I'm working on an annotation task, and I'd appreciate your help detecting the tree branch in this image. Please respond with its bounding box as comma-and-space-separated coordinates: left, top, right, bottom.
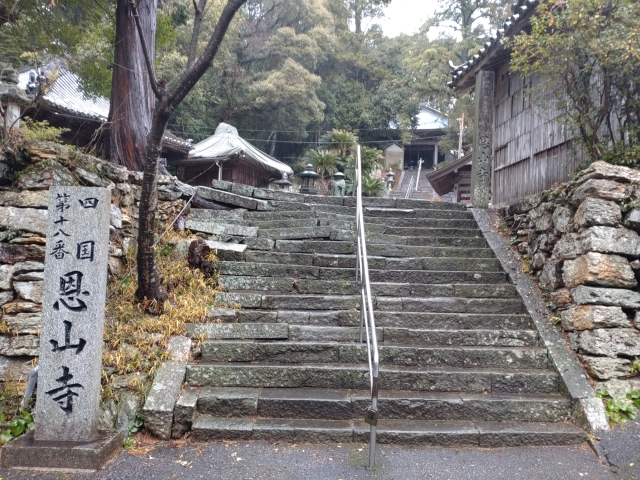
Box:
128, 0, 162, 101
168, 0, 247, 109
187, 0, 207, 69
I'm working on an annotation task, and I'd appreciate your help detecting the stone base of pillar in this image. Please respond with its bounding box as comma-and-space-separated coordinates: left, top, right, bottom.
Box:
1, 430, 122, 472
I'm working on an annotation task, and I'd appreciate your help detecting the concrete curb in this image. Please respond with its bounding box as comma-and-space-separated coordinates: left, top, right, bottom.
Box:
472, 208, 609, 433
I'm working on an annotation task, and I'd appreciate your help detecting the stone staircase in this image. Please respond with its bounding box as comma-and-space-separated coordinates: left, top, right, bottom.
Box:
174, 182, 585, 446
390, 168, 453, 202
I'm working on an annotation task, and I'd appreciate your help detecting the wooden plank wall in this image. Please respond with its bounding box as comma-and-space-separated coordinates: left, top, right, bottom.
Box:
492, 63, 584, 206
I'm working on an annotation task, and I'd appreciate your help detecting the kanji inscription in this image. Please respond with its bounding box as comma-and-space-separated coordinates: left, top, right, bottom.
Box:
35, 187, 111, 442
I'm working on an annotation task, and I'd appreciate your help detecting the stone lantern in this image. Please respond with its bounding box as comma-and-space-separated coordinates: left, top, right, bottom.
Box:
273, 172, 293, 191
298, 164, 320, 195
0, 64, 33, 138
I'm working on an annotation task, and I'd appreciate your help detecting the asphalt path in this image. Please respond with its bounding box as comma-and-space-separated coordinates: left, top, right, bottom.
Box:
0, 439, 619, 480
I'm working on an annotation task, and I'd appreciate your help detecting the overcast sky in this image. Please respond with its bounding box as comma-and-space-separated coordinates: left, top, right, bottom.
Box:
378, 0, 440, 37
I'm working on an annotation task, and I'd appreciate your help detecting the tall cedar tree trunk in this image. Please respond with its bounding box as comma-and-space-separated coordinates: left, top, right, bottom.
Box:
108, 0, 156, 171
135, 0, 247, 302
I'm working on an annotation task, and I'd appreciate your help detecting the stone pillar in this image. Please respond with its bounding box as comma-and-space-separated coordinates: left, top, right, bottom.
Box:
470, 70, 495, 208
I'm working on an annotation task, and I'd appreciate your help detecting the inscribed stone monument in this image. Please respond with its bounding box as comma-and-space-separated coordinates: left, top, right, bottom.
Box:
470, 70, 495, 208
35, 186, 111, 442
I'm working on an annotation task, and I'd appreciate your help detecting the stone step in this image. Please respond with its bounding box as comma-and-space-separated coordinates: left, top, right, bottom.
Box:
200, 341, 550, 369
185, 363, 559, 393
276, 240, 356, 254
219, 277, 517, 298
217, 261, 507, 282
383, 328, 541, 347
367, 244, 495, 258
244, 310, 533, 330
257, 227, 331, 240
314, 209, 474, 222
382, 218, 479, 229
395, 199, 467, 211
404, 236, 489, 248
248, 218, 319, 229
214, 293, 524, 313
387, 227, 483, 238
197, 186, 269, 210
243, 210, 312, 221
191, 415, 583, 446
185, 323, 289, 340
191, 388, 570, 423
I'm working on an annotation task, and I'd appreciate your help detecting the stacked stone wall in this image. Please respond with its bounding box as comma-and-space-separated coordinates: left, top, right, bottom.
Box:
502, 161, 640, 393
0, 141, 194, 381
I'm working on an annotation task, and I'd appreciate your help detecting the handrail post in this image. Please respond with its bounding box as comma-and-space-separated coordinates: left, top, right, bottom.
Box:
354, 145, 379, 469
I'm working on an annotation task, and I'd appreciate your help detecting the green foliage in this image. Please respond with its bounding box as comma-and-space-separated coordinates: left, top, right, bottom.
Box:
597, 389, 640, 424
123, 414, 144, 448
631, 360, 640, 375
0, 411, 35, 444
320, 129, 358, 160
510, 0, 640, 165
360, 175, 386, 197
21, 118, 67, 143
304, 149, 339, 177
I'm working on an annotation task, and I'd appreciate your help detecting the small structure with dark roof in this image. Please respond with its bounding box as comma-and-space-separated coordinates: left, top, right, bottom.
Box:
170, 123, 293, 188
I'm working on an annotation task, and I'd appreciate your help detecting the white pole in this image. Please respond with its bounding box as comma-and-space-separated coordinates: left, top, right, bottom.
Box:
458, 113, 465, 158
434, 144, 439, 167
415, 158, 423, 191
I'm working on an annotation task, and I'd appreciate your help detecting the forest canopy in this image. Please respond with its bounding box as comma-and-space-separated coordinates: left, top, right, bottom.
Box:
0, 0, 513, 161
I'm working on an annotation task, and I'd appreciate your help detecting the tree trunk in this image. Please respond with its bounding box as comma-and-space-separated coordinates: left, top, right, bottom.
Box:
135, 0, 247, 303
270, 131, 276, 156
135, 106, 169, 303
108, 0, 157, 171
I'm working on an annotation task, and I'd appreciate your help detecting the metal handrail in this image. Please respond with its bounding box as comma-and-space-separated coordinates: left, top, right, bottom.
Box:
354, 145, 380, 469
405, 175, 415, 199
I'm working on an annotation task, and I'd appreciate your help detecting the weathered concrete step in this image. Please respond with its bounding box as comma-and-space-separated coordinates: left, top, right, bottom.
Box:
386, 227, 483, 238
381, 218, 479, 228
331, 228, 485, 244
384, 328, 541, 347
276, 240, 356, 254
191, 416, 583, 445
360, 392, 571, 423
214, 293, 524, 313
374, 312, 534, 330
257, 227, 331, 240
185, 323, 288, 339
405, 236, 489, 248
375, 297, 525, 314
244, 210, 311, 221
353, 420, 584, 446
219, 277, 517, 298
368, 244, 495, 259
315, 209, 474, 222
200, 341, 550, 369
218, 261, 507, 283
185, 363, 559, 393
186, 220, 259, 237
395, 199, 467, 211
192, 388, 570, 422
197, 186, 269, 210
247, 218, 319, 229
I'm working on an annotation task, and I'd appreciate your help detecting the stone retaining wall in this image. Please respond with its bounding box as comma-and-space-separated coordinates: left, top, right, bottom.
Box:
501, 161, 640, 393
0, 141, 194, 382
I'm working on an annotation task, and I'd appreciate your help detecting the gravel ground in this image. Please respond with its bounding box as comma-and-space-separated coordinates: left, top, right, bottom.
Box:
0, 439, 617, 480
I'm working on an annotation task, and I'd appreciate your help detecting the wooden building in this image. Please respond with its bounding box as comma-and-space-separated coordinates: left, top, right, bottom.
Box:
402, 104, 447, 170
449, 0, 584, 207
425, 153, 472, 204
171, 123, 293, 188
17, 63, 190, 161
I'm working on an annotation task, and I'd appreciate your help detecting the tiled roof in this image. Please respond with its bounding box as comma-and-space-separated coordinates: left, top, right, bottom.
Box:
448, 0, 538, 91
18, 63, 191, 150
